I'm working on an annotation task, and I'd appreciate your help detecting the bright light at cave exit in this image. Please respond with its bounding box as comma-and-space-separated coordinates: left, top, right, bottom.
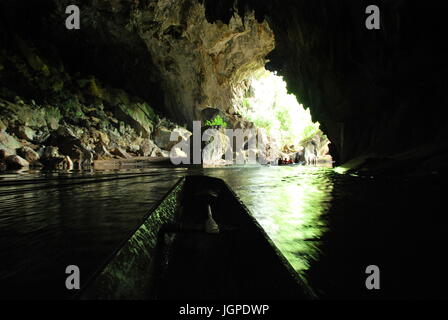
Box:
240, 69, 322, 148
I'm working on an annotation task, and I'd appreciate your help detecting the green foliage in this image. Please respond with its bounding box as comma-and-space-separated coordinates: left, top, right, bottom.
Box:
253, 118, 272, 130
301, 124, 321, 143
276, 107, 291, 132
242, 98, 251, 109
59, 99, 85, 119
240, 70, 324, 147
205, 115, 228, 128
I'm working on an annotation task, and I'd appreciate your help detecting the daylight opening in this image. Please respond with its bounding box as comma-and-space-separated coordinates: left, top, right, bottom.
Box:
239, 70, 332, 165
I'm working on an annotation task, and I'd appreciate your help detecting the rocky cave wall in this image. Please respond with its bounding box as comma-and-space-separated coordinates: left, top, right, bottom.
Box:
203, 0, 448, 169
2, 0, 448, 171
1, 0, 274, 127
131, 0, 274, 127
0, 0, 276, 168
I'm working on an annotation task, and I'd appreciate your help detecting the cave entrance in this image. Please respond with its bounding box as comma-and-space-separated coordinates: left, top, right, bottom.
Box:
238, 69, 332, 165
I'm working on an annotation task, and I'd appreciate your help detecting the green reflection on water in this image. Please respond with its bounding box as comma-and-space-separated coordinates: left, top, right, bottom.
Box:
205, 166, 333, 276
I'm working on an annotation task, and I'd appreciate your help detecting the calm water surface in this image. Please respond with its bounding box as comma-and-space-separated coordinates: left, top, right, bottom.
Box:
205, 167, 333, 276
1, 166, 447, 299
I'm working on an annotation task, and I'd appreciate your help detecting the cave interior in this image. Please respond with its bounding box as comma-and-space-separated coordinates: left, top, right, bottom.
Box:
1, 0, 448, 301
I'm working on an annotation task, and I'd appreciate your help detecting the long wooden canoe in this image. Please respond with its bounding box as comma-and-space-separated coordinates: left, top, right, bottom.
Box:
78, 175, 310, 300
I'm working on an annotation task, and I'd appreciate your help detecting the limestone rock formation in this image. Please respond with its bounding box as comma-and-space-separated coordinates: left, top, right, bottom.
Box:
114, 104, 155, 139
1, 0, 446, 172
0, 119, 6, 132
131, 0, 275, 126
154, 126, 191, 151
1, 1, 274, 130
0, 1, 278, 168
140, 139, 158, 157
14, 126, 36, 141
94, 144, 113, 160
5, 155, 29, 169
202, 129, 231, 166
170, 147, 189, 163
110, 147, 131, 160
17, 146, 40, 163
201, 0, 448, 169
0, 132, 21, 154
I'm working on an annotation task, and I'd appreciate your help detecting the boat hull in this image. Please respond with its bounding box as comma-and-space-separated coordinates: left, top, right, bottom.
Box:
79, 175, 309, 300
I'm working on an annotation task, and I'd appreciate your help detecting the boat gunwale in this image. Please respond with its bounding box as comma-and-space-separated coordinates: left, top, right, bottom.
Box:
74, 174, 314, 300
73, 176, 186, 300
218, 178, 315, 299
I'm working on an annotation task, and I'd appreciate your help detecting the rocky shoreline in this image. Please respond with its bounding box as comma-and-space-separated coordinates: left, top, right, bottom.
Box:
0, 89, 332, 171
0, 15, 329, 172
0, 94, 191, 171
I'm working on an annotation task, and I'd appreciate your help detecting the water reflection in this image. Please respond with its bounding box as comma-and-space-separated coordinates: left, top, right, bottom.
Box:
203, 166, 334, 282
1, 165, 335, 298
0, 168, 188, 299
16, 163, 439, 300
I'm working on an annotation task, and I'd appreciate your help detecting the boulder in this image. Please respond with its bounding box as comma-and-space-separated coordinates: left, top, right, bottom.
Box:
94, 144, 113, 160
140, 139, 158, 157
0, 100, 56, 130
90, 129, 110, 147
114, 103, 155, 138
174, 127, 192, 141
17, 146, 40, 162
154, 126, 191, 151
317, 138, 330, 157
50, 125, 93, 161
0, 132, 21, 154
56, 125, 80, 140
151, 147, 163, 157
5, 155, 29, 169
304, 142, 317, 165
42, 146, 61, 159
255, 128, 281, 164
111, 147, 131, 159
153, 127, 172, 150
170, 147, 189, 163
149, 145, 167, 158
35, 146, 46, 159
126, 144, 140, 155
33, 129, 51, 144
160, 150, 170, 158
15, 126, 36, 141
81, 148, 94, 166
170, 147, 188, 158
46, 111, 61, 130
0, 149, 13, 160
202, 130, 230, 165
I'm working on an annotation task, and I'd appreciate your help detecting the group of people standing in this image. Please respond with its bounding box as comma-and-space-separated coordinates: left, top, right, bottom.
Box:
278, 158, 295, 165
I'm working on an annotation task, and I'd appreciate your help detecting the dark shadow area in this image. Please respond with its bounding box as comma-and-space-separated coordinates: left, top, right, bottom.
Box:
305, 173, 448, 299
152, 175, 308, 300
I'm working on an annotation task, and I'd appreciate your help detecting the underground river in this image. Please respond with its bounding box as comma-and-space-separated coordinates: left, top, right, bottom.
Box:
1, 166, 447, 299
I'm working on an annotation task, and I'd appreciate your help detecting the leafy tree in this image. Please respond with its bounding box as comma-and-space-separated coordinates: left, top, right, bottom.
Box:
204, 115, 228, 128
239, 70, 324, 147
